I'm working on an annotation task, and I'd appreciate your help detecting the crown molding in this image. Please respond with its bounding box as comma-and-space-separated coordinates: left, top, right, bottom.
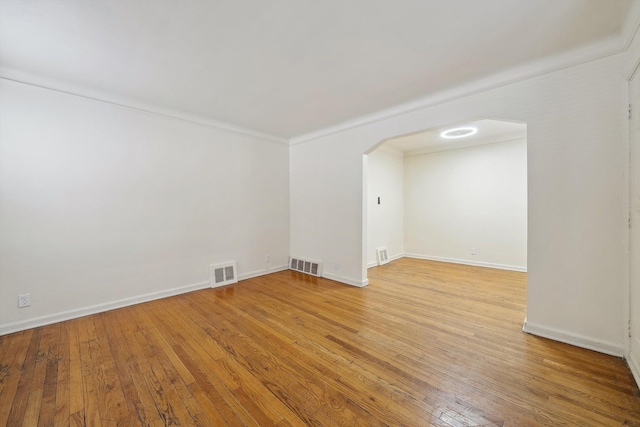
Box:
4, 4, 639, 150
0, 69, 288, 145
289, 32, 631, 146
623, 0, 640, 50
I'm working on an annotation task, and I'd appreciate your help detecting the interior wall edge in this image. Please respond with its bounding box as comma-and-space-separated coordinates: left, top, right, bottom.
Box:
522, 320, 624, 357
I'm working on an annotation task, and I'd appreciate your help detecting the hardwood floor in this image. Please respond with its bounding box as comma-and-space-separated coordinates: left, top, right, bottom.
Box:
1, 258, 639, 426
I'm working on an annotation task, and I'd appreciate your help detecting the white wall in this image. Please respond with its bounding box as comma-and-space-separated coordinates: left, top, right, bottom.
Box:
290, 52, 627, 355
290, 138, 367, 286
0, 80, 290, 334
404, 139, 527, 271
366, 146, 404, 266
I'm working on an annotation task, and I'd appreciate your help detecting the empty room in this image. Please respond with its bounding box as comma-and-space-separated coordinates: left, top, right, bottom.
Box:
2, 1, 640, 426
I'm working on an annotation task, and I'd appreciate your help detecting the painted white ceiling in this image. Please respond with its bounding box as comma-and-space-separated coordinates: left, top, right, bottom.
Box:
383, 119, 527, 156
0, 0, 637, 140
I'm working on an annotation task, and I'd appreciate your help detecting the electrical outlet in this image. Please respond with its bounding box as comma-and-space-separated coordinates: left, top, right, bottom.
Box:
334, 262, 340, 270
265, 255, 270, 262
471, 248, 476, 255
18, 294, 31, 308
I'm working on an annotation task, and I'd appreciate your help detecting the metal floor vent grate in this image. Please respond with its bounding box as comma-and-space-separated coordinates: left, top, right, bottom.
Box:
209, 261, 238, 287
289, 256, 322, 277
376, 247, 390, 266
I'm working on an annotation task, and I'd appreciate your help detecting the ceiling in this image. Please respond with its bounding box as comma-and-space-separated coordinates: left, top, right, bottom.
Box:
383, 119, 527, 156
0, 1, 638, 140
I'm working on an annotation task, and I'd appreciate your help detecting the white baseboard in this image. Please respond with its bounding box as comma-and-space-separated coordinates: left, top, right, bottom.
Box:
522, 318, 624, 357
0, 279, 210, 336
404, 253, 527, 272
322, 271, 369, 287
238, 264, 288, 281
0, 265, 290, 336
628, 351, 640, 388
367, 253, 404, 268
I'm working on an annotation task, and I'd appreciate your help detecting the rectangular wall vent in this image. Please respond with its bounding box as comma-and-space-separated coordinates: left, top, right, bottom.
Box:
376, 247, 390, 266
209, 261, 238, 287
289, 256, 322, 277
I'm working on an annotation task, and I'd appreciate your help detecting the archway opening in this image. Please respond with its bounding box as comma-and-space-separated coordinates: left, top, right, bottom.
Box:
363, 117, 528, 306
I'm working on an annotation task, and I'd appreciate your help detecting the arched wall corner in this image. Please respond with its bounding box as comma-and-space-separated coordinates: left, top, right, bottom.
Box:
290, 51, 627, 356
363, 115, 528, 155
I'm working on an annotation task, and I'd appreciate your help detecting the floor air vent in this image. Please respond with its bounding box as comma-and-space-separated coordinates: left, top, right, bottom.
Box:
289, 256, 322, 277
209, 261, 238, 287
376, 247, 390, 266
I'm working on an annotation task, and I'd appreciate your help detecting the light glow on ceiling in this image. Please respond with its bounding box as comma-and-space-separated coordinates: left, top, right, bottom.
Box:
440, 126, 478, 139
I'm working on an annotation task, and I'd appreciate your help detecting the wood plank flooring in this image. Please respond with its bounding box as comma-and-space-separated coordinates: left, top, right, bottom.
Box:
1, 258, 639, 426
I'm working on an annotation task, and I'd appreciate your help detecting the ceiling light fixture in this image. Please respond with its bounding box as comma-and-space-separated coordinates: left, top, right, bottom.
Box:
440, 126, 478, 139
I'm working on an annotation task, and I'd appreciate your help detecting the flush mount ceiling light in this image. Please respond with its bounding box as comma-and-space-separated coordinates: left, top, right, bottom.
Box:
440, 126, 478, 139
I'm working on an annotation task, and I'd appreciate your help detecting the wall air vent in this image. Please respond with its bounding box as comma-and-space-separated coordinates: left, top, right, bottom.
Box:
289, 256, 322, 277
376, 247, 390, 266
209, 261, 238, 287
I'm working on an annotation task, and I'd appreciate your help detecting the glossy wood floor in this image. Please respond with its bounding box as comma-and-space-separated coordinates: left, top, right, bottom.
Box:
1, 258, 639, 426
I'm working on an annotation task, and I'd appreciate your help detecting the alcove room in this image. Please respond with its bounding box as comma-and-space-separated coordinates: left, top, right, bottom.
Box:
367, 119, 527, 273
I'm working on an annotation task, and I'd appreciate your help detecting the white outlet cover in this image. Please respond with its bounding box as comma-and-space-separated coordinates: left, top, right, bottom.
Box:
18, 294, 31, 308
